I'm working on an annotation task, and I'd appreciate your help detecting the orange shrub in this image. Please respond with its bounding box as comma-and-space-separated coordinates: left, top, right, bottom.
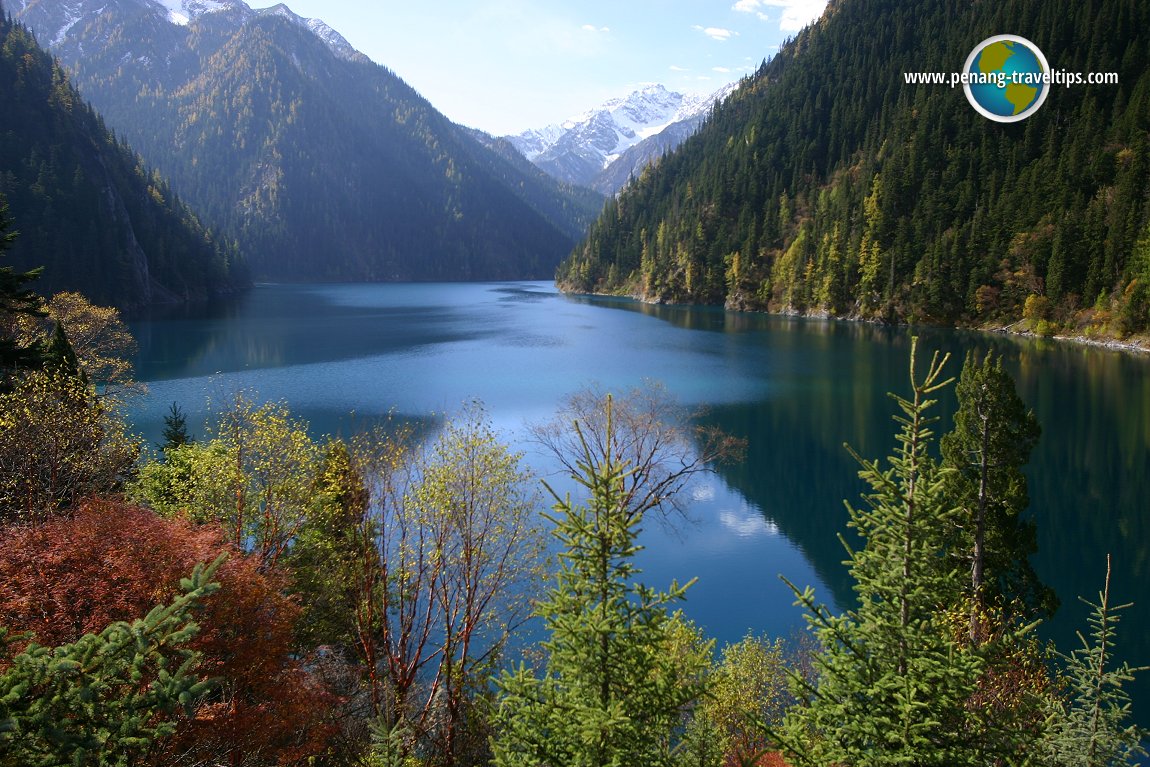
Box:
0, 498, 339, 766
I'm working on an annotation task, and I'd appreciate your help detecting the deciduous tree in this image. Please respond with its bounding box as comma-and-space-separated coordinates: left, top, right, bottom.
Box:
0, 369, 138, 521
698, 634, 795, 766
133, 394, 320, 569
16, 291, 138, 396
0, 557, 222, 767
351, 405, 544, 765
0, 498, 338, 766
529, 381, 743, 524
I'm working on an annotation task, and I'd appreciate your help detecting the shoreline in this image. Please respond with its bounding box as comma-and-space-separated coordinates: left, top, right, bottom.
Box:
990, 326, 1150, 355
560, 285, 1150, 357
981, 317, 1150, 355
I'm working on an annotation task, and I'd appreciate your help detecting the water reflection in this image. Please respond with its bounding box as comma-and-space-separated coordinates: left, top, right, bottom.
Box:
718, 505, 780, 538
128, 283, 1150, 725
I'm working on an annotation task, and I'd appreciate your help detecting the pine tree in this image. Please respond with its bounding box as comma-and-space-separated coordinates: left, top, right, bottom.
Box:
41, 322, 83, 382
159, 401, 192, 452
1045, 556, 1148, 767
776, 339, 993, 767
940, 351, 1052, 639
0, 199, 44, 384
0, 555, 224, 766
492, 396, 704, 767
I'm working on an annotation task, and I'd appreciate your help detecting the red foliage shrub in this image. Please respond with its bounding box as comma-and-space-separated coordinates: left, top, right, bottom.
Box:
0, 497, 339, 766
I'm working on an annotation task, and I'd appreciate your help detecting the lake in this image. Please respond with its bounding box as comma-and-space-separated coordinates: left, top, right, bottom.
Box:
128, 280, 1150, 719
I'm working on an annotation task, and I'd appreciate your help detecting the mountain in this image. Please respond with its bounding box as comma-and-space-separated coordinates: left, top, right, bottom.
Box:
506, 83, 737, 195
0, 10, 246, 309
558, 0, 1150, 337
461, 129, 606, 242
13, 0, 595, 281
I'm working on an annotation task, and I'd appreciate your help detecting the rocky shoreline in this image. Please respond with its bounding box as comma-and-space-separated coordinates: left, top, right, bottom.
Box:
561, 285, 1150, 357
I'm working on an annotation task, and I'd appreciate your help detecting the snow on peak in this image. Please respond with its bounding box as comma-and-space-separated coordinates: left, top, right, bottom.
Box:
17, 0, 362, 65
510, 82, 734, 169
303, 17, 360, 60
152, 0, 236, 26
250, 3, 362, 60
146, 0, 362, 60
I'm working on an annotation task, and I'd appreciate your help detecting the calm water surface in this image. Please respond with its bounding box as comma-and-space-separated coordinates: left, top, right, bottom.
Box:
129, 281, 1150, 717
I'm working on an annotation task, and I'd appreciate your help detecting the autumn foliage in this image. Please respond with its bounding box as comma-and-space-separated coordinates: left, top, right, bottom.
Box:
0, 498, 338, 765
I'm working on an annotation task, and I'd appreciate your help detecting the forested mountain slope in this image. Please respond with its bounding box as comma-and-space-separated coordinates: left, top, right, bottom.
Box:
16, 0, 597, 281
559, 0, 1150, 336
0, 12, 245, 309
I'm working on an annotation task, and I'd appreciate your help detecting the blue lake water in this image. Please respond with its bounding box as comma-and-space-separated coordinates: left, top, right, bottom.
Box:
128, 280, 1150, 719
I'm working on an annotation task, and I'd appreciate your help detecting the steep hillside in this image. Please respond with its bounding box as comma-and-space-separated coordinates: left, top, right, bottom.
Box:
0, 10, 245, 309
15, 0, 590, 281
461, 128, 606, 243
559, 0, 1150, 337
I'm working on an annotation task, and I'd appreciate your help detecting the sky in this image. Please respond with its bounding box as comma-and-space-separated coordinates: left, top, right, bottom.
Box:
245, 0, 829, 136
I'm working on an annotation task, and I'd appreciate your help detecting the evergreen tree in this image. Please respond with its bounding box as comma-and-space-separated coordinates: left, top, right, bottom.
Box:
0, 199, 44, 383
776, 340, 998, 767
940, 351, 1053, 639
492, 396, 704, 767
159, 401, 192, 452
0, 555, 223, 766
1045, 556, 1148, 767
41, 322, 83, 382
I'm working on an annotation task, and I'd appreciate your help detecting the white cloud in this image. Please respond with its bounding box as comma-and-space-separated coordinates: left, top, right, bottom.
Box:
731, 0, 828, 33
581, 23, 610, 33
732, 0, 771, 21
718, 508, 779, 538
693, 25, 738, 41
712, 66, 731, 73
669, 64, 690, 72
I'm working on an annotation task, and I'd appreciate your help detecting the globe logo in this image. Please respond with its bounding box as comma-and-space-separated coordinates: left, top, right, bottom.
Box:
963, 35, 1050, 122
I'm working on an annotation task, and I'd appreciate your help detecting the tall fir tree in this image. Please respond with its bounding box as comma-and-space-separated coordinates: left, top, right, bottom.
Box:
492, 396, 704, 767
940, 351, 1052, 640
159, 401, 193, 453
776, 340, 1015, 767
41, 322, 83, 383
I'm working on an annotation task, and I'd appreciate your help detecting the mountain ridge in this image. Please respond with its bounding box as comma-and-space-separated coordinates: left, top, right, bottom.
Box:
505, 82, 738, 195
14, 0, 598, 282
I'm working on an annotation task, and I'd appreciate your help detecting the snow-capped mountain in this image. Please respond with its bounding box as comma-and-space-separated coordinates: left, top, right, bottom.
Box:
506, 82, 738, 194
13, 0, 363, 62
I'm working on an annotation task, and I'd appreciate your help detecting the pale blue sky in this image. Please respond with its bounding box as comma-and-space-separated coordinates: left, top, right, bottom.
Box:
247, 0, 827, 135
